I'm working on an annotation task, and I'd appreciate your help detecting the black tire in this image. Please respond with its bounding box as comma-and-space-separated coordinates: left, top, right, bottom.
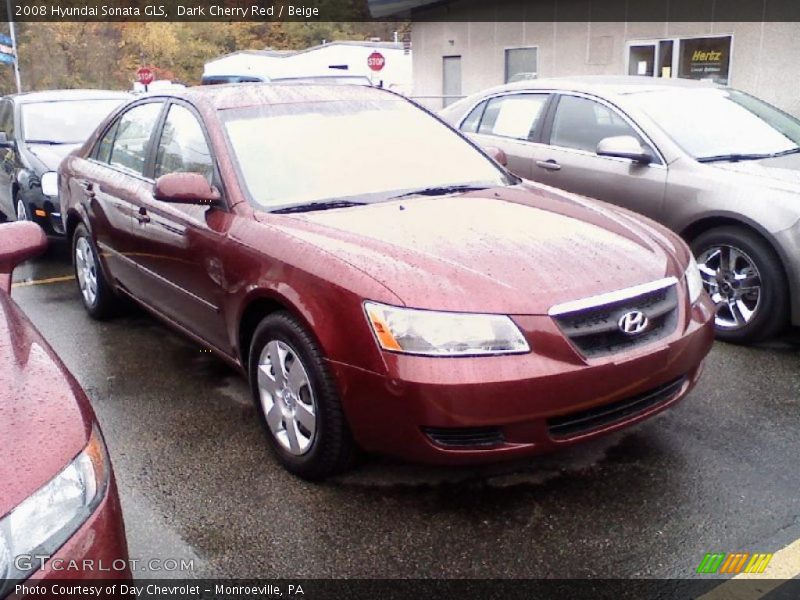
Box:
248, 312, 356, 480
691, 226, 788, 344
71, 222, 119, 320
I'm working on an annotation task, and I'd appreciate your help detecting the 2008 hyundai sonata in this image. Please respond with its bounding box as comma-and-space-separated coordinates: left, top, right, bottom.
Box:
58, 84, 715, 479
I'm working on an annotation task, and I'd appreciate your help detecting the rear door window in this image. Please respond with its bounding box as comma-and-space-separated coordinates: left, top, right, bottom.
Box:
476, 94, 549, 141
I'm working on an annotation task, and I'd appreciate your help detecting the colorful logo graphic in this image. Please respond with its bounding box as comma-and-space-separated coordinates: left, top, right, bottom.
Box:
696, 552, 773, 574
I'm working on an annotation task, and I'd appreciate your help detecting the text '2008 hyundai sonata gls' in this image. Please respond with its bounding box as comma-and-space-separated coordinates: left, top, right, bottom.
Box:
59, 84, 715, 479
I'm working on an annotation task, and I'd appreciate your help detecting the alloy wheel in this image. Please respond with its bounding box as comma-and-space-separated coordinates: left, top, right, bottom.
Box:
697, 244, 761, 330
257, 340, 317, 456
75, 237, 98, 307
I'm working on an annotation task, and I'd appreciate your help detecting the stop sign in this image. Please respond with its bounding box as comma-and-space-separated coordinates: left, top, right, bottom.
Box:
367, 52, 385, 72
136, 66, 154, 86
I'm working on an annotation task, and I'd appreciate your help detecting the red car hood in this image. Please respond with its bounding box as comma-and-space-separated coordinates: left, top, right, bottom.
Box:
257, 185, 684, 314
0, 292, 90, 518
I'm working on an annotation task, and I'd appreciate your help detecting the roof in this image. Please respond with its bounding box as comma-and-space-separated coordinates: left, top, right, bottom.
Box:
490, 75, 722, 97
163, 82, 394, 111
7, 89, 131, 104
208, 41, 404, 64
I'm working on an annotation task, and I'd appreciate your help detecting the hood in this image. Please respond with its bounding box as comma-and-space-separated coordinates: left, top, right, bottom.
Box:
257, 186, 681, 314
25, 142, 82, 172
0, 293, 90, 518
708, 153, 800, 191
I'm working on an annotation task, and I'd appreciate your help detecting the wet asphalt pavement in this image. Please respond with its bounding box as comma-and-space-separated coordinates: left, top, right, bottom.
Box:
9, 244, 800, 580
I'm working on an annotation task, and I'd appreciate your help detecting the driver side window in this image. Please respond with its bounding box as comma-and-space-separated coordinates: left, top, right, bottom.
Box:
550, 95, 651, 157
154, 104, 214, 182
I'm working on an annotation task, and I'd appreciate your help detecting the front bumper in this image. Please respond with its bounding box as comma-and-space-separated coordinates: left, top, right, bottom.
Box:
331, 296, 715, 465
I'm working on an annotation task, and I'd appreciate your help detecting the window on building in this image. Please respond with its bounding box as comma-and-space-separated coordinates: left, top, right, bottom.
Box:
550, 95, 645, 154
476, 94, 549, 141
627, 35, 732, 85
678, 36, 732, 85
505, 47, 538, 83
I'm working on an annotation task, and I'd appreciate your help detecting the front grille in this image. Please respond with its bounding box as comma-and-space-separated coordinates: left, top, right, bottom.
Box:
423, 426, 505, 448
550, 279, 679, 358
547, 376, 687, 439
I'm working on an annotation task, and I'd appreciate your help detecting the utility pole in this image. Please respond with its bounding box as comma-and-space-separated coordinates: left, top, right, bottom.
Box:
6, 0, 20, 92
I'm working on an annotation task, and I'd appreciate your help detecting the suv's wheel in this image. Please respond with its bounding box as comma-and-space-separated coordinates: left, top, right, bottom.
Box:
72, 222, 119, 319
691, 226, 788, 343
248, 312, 356, 480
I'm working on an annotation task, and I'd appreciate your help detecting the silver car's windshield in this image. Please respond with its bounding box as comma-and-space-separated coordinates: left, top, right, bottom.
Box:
628, 88, 800, 161
222, 97, 510, 210
21, 99, 125, 144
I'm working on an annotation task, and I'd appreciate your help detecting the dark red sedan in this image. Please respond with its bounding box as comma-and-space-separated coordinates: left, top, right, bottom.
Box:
0, 221, 129, 589
59, 84, 715, 479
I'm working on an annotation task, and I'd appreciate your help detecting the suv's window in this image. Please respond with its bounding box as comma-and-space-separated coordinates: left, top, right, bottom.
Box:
477, 94, 548, 141
108, 102, 163, 175
551, 95, 644, 154
0, 100, 14, 138
154, 104, 213, 181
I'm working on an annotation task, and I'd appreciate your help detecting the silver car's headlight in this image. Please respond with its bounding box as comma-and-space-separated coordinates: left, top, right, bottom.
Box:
364, 301, 530, 356
40, 171, 58, 198
685, 254, 704, 304
0, 425, 109, 583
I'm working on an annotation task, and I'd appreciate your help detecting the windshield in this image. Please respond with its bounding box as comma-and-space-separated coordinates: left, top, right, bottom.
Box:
627, 88, 800, 161
21, 98, 125, 144
222, 97, 509, 210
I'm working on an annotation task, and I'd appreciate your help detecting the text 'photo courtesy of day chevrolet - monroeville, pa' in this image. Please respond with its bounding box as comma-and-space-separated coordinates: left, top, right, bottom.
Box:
1, 1, 800, 599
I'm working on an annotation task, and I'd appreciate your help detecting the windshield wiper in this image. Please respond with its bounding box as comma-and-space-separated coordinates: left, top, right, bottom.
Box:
271, 199, 367, 214
25, 140, 72, 145
697, 147, 800, 163
389, 183, 493, 200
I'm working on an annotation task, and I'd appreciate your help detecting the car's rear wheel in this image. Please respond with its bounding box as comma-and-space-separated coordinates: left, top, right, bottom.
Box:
691, 226, 788, 344
248, 312, 356, 480
72, 222, 119, 319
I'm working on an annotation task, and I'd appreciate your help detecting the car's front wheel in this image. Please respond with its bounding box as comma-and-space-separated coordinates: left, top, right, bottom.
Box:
248, 312, 356, 480
72, 222, 119, 319
691, 226, 788, 344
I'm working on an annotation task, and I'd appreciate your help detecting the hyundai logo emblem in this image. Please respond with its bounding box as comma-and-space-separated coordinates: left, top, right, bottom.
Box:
618, 310, 649, 335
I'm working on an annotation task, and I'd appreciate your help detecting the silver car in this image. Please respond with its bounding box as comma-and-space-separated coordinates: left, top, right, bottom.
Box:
440, 76, 800, 343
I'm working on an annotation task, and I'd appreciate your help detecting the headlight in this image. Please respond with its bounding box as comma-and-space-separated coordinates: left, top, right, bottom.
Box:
0, 425, 109, 584
364, 301, 530, 356
685, 254, 704, 304
40, 171, 58, 198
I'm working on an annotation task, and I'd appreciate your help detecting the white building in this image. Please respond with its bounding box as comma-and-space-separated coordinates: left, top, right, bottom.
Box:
203, 41, 413, 94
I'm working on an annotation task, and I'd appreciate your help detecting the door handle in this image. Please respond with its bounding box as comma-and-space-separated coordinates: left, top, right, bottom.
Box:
536, 159, 561, 171
136, 206, 150, 224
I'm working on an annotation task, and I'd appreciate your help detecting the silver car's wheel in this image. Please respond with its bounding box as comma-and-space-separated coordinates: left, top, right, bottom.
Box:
257, 340, 317, 456
75, 236, 99, 308
16, 198, 27, 221
697, 244, 761, 330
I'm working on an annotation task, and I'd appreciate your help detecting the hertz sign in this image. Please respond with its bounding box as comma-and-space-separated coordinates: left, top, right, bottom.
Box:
696, 552, 773, 574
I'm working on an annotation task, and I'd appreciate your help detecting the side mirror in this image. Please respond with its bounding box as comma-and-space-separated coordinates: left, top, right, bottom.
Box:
153, 172, 221, 205
596, 135, 652, 164
485, 146, 508, 167
0, 131, 13, 149
0, 221, 47, 293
